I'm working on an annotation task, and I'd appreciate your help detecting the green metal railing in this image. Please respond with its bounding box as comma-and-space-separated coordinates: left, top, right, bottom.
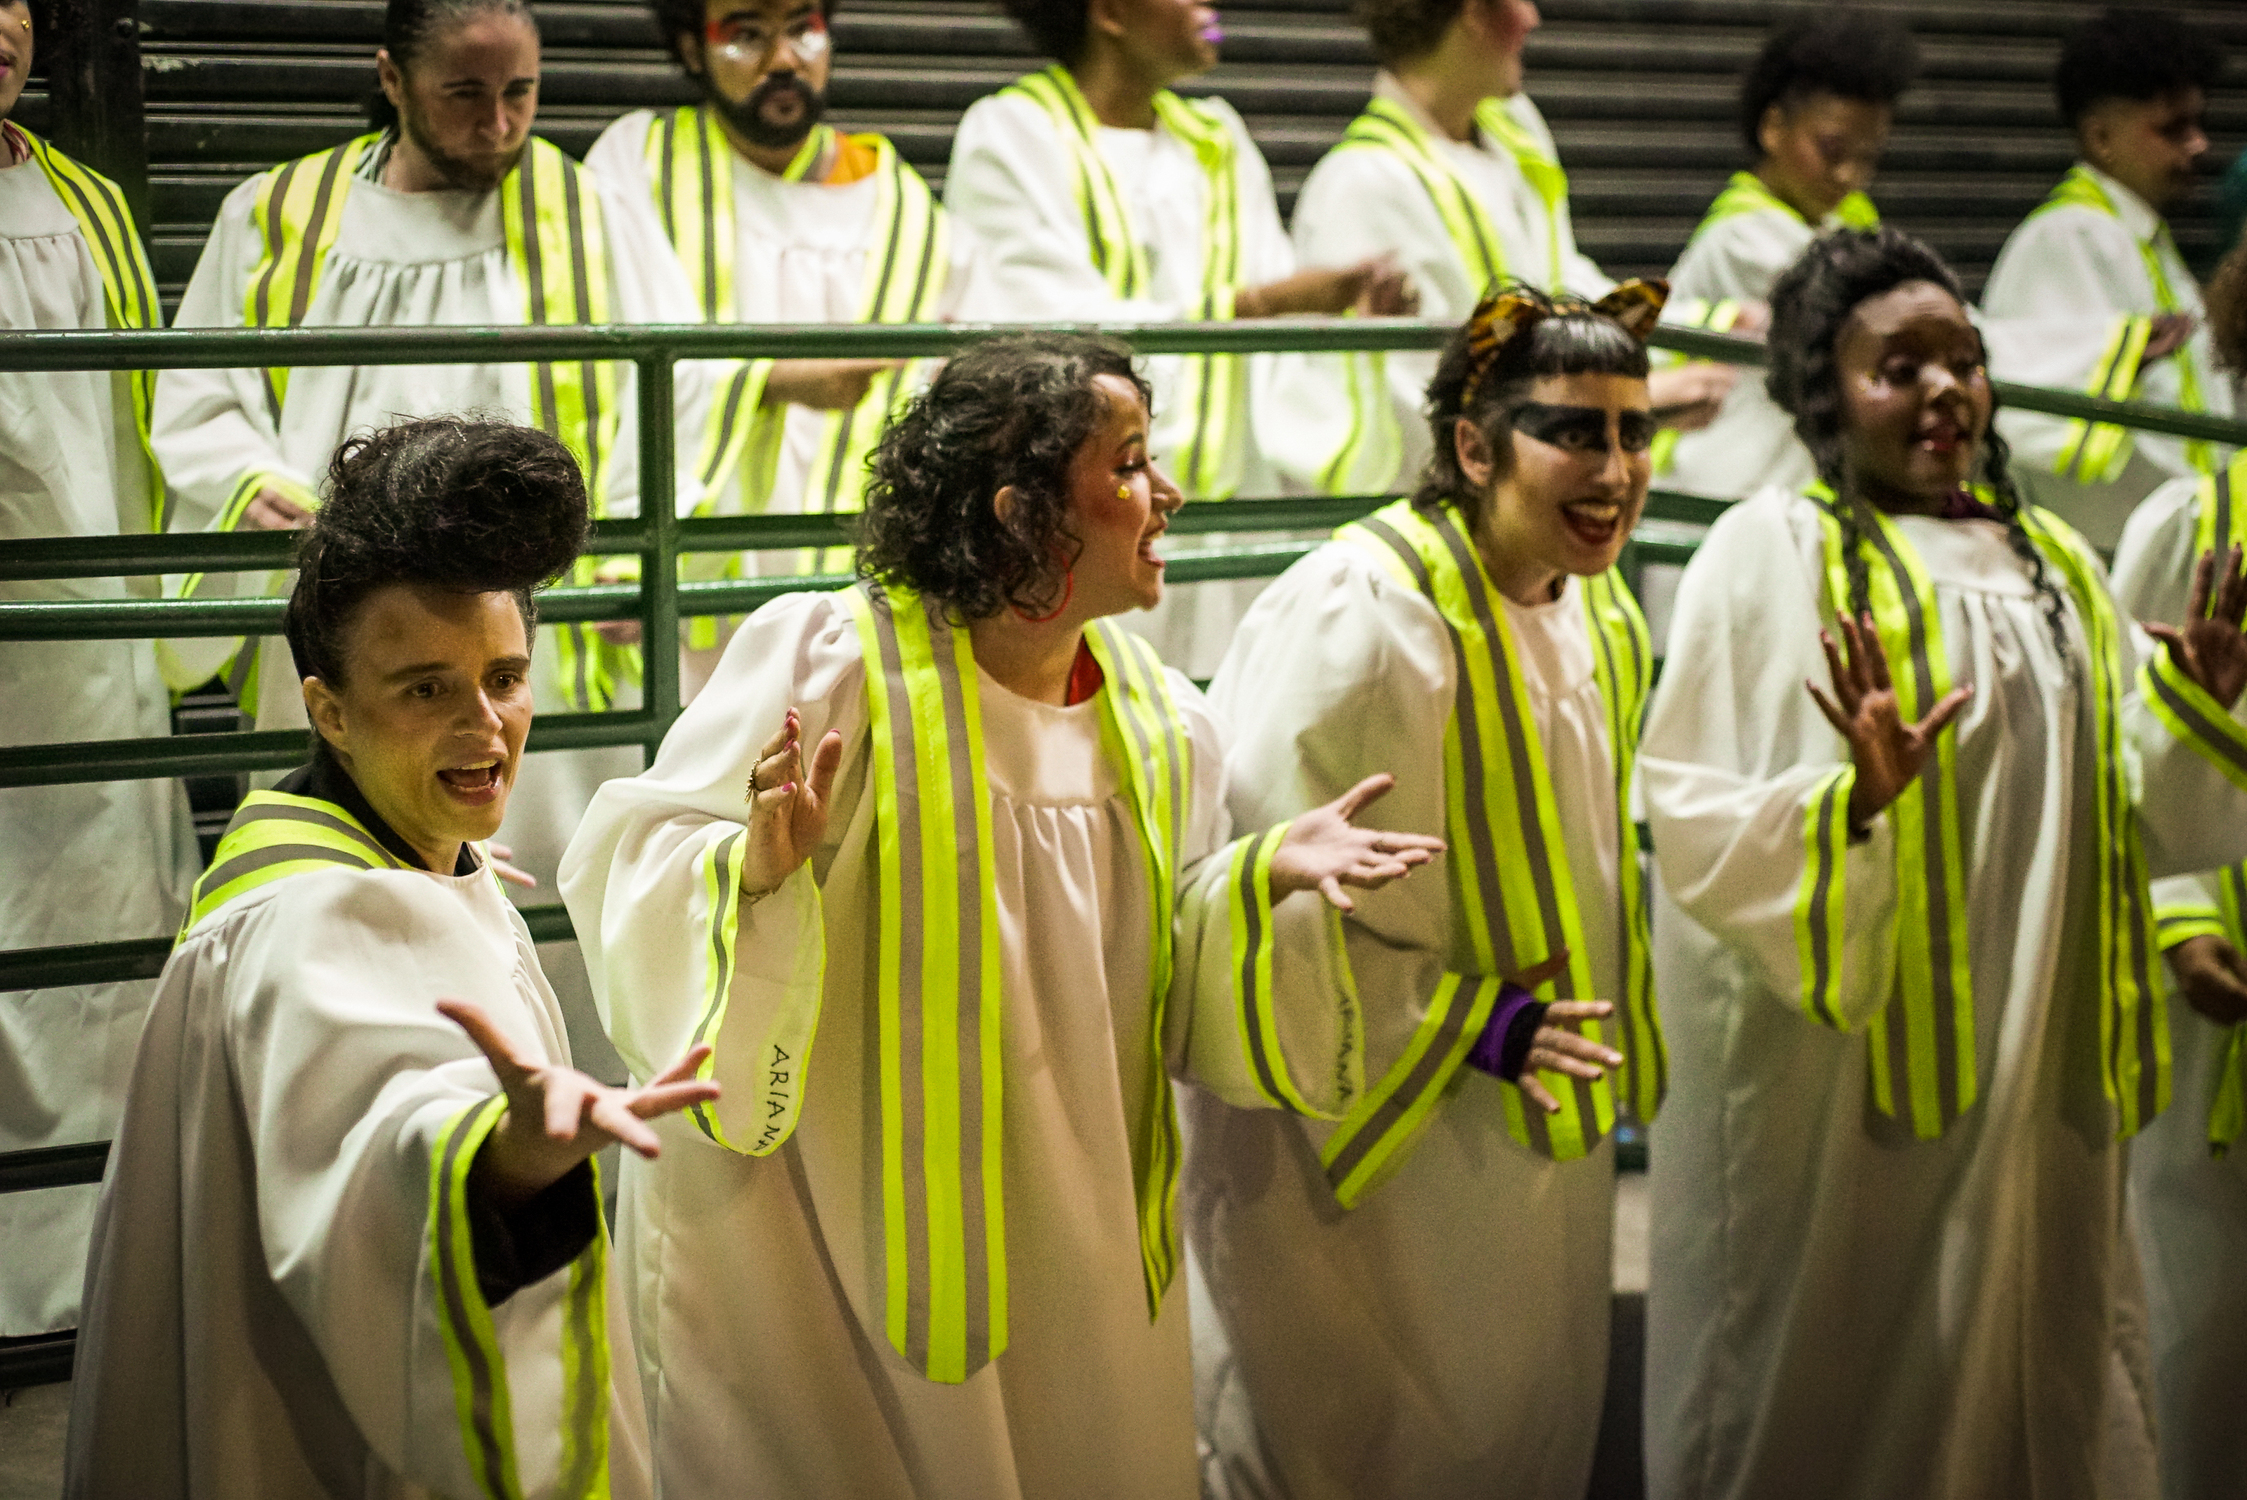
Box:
2, 316, 2243, 1386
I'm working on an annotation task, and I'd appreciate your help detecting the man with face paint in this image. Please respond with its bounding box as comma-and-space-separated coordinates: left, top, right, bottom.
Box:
1982, 6, 2234, 551
590, 0, 998, 692
151, 0, 712, 1079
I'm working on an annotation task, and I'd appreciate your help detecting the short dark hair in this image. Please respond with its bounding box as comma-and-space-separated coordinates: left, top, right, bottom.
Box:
1353, 0, 1471, 68
1415, 281, 1651, 526
855, 333, 1151, 621
2207, 240, 2247, 376
648, 0, 837, 73
999, 0, 1090, 64
1738, 15, 1920, 157
367, 0, 536, 131
2055, 7, 2221, 129
286, 417, 589, 687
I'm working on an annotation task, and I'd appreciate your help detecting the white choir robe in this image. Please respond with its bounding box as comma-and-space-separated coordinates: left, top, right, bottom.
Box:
1661, 197, 1826, 503
1276, 75, 1615, 500
1982, 163, 2236, 551
944, 88, 1303, 680
64, 851, 652, 1498
151, 150, 711, 1080
1642, 488, 2247, 1500
558, 590, 1362, 1500
2108, 478, 2247, 1500
1184, 542, 1621, 1500
0, 153, 196, 1335
586, 112, 999, 698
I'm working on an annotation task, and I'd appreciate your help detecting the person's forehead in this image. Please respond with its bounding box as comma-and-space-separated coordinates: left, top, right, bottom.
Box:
1844, 282, 1973, 341
1526, 371, 1650, 405
347, 584, 528, 665
705, 0, 816, 21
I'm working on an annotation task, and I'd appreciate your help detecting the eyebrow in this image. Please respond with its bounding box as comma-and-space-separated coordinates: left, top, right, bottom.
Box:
380, 654, 531, 683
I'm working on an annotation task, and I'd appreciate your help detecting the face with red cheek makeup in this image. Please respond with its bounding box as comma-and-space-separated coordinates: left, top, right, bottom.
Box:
1055, 373, 1184, 618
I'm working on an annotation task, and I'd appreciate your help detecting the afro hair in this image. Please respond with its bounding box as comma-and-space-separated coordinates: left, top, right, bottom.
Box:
1738, 14, 1921, 157
2055, 7, 2222, 128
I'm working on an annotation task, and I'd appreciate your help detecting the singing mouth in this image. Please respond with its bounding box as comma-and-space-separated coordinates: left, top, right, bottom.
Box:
437, 759, 504, 796
1560, 498, 1624, 547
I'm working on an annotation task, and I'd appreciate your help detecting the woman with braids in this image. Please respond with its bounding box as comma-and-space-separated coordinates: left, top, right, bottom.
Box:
560, 333, 1436, 1498
1641, 225, 2247, 1500
2107, 237, 2247, 1500
66, 418, 718, 1498
1183, 282, 1657, 1500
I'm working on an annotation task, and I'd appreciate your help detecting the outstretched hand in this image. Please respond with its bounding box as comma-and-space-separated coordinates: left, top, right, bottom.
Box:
439, 998, 719, 1208
1267, 773, 1445, 912
2145, 544, 2247, 711
1805, 612, 1972, 829
740, 708, 846, 899
2165, 934, 2247, 1026
1503, 950, 1624, 1116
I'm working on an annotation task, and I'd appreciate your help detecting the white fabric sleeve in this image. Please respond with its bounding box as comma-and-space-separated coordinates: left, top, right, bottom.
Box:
223, 873, 601, 1497
2109, 476, 2206, 629
592, 160, 717, 528
559, 592, 859, 1154
2124, 607, 2247, 881
1640, 493, 1902, 1029
941, 91, 1180, 324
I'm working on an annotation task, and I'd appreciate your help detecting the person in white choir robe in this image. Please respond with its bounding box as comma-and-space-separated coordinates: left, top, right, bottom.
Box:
560, 334, 1443, 1499
1661, 13, 1916, 505
151, 0, 711, 1079
1642, 226, 2247, 1500
66, 418, 719, 1500
1187, 282, 1673, 1500
0, 0, 197, 1341
1981, 7, 2232, 551
588, 0, 1002, 697
2106, 242, 2247, 1500
944, 0, 1415, 680
1276, 0, 1735, 502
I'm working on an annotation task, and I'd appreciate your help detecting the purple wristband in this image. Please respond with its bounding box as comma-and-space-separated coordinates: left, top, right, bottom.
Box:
1467, 981, 1544, 1080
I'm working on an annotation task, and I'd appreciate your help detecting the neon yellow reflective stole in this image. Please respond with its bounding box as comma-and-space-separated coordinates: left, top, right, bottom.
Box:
644, 108, 949, 586
185, 789, 613, 1497
1697, 169, 1878, 236
1339, 95, 1570, 296
838, 582, 1194, 1382
19, 127, 167, 533
1322, 499, 1661, 1190
215, 133, 628, 709
1799, 485, 2167, 1138
2032, 165, 2217, 481
1003, 65, 1245, 498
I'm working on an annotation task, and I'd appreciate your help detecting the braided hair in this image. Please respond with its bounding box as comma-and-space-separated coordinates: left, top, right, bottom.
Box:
1766, 226, 2070, 650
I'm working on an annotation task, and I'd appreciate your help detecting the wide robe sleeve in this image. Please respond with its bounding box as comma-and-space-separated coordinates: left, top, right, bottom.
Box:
221, 872, 612, 1497
559, 591, 850, 1155
1640, 491, 1904, 1032
1202, 542, 1547, 1201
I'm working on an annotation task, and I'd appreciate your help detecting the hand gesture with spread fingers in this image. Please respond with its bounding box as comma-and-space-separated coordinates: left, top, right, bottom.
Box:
740, 708, 846, 899
439, 998, 719, 1207
1267, 773, 1446, 912
2145, 544, 2247, 711
1504, 951, 1625, 1116
1806, 611, 1973, 829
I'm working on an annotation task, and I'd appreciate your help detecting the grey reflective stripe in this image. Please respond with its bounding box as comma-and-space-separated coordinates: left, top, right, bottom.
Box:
1859, 519, 1967, 1126
1805, 773, 1845, 1028
652, 112, 677, 243
1234, 827, 1286, 1105
518, 165, 563, 447
862, 591, 933, 1369
249, 158, 300, 331
192, 839, 383, 906
557, 1255, 604, 1496
1582, 576, 1641, 1079
219, 797, 400, 862
700, 363, 759, 494
289, 147, 353, 326
1426, 508, 1591, 1146
2215, 469, 2234, 561
1349, 110, 1500, 287
2123, 853, 2160, 1124
1324, 975, 1490, 1191
925, 596, 994, 1369
559, 163, 605, 491
690, 828, 746, 1142
696, 114, 722, 320
434, 1113, 511, 1497
2147, 658, 2247, 784
817, 152, 910, 515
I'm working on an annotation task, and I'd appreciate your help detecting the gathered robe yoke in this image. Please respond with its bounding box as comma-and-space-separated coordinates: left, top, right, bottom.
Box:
65, 791, 651, 1499
942, 82, 1301, 679
557, 591, 1360, 1499
2109, 472, 2247, 1500
1185, 540, 1627, 1500
1640, 488, 2247, 1500
0, 144, 196, 1335
1981, 162, 2236, 550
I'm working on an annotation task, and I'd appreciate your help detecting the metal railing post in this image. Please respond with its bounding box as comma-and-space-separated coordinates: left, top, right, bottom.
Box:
640, 350, 682, 763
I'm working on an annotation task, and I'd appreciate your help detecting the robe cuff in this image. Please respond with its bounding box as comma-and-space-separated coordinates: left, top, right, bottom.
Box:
1225, 822, 1356, 1118
1319, 971, 1505, 1210
2141, 647, 2247, 794
466, 1155, 599, 1306
215, 467, 319, 532
2156, 899, 2229, 951
1465, 982, 1547, 1082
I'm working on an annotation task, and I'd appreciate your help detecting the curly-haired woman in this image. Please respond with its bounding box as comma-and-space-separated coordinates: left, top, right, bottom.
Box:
1642, 226, 2247, 1499
561, 333, 1438, 1497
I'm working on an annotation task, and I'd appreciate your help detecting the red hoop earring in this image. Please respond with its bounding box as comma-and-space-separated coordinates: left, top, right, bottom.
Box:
1013, 566, 1074, 624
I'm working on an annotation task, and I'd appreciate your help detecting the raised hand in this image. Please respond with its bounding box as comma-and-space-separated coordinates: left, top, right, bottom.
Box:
740, 707, 846, 899
240, 486, 312, 531
1805, 611, 1973, 829
2165, 934, 2247, 1026
1266, 773, 1445, 912
439, 997, 720, 1207
1501, 950, 1624, 1115
2145, 544, 2247, 711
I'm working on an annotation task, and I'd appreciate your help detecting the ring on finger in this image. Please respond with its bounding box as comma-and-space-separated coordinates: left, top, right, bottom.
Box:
747, 764, 763, 798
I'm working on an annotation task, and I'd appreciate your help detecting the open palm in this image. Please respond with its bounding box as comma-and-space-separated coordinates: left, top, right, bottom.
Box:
1268, 773, 1446, 912
739, 708, 846, 899
1805, 612, 1972, 828
2146, 544, 2247, 711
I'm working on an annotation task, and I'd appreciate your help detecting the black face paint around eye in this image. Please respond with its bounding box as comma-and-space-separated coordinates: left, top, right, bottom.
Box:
1512, 402, 1656, 455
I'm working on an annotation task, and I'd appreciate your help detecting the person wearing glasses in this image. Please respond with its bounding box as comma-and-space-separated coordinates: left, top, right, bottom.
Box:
590, 0, 999, 696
